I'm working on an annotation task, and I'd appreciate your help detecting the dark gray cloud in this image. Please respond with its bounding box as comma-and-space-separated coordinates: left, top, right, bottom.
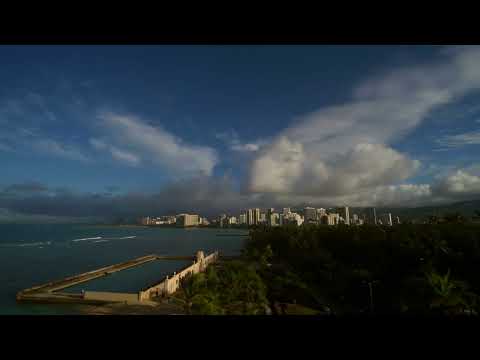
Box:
0, 176, 324, 221
0, 177, 258, 220
2, 167, 480, 223
3, 182, 49, 194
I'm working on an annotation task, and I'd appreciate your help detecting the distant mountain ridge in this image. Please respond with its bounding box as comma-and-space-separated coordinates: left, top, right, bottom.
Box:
290, 200, 480, 221
368, 199, 480, 220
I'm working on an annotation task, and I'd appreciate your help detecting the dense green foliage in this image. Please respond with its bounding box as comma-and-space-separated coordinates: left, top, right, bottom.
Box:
172, 260, 269, 315
244, 223, 480, 315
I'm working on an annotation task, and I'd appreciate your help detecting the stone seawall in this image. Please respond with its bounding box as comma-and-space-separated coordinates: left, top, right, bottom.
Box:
138, 251, 219, 301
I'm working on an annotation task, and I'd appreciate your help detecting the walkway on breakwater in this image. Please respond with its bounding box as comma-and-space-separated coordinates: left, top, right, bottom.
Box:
16, 254, 196, 306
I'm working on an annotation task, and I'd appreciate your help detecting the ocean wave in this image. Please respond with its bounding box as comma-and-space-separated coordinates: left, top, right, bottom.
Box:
117, 236, 136, 239
1, 241, 51, 248
93, 239, 109, 243
72, 236, 102, 242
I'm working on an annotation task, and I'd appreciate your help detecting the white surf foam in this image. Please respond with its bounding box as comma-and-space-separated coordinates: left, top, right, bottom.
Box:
118, 236, 136, 239
93, 239, 109, 243
72, 236, 102, 242
0, 241, 52, 248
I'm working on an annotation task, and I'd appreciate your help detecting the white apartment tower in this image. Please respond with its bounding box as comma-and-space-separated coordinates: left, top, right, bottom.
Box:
253, 208, 261, 225
247, 209, 254, 226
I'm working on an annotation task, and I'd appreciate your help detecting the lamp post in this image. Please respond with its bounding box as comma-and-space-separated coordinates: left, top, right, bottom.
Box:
363, 279, 379, 313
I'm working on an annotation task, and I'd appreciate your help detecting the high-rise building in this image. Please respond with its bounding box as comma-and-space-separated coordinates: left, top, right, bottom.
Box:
247, 209, 254, 226
377, 213, 392, 226
219, 214, 227, 228
269, 213, 280, 226
283, 208, 291, 216
337, 206, 350, 225
283, 212, 304, 226
293, 213, 304, 226
395, 216, 401, 225
253, 208, 261, 225
317, 208, 326, 218
140, 216, 151, 225
259, 213, 266, 224
327, 213, 339, 225
246, 208, 261, 225
304, 207, 317, 223
239, 213, 247, 225
176, 214, 200, 227
380, 213, 393, 226
319, 214, 328, 225
366, 207, 377, 225
228, 216, 238, 225
352, 214, 358, 223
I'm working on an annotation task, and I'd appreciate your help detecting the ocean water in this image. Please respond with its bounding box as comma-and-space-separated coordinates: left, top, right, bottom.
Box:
0, 224, 247, 315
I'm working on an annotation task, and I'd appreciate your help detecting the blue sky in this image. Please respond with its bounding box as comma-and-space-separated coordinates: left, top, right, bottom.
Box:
1, 45, 480, 220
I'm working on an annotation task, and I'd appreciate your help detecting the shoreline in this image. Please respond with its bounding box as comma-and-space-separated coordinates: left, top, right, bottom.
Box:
85, 224, 249, 231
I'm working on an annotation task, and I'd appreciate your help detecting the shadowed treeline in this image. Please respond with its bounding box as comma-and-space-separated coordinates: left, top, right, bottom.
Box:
243, 223, 480, 315
165, 223, 480, 315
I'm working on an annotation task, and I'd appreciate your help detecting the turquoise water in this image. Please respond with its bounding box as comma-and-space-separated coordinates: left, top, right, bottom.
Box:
0, 224, 247, 314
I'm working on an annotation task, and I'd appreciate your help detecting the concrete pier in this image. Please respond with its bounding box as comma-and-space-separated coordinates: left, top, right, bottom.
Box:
18, 254, 159, 296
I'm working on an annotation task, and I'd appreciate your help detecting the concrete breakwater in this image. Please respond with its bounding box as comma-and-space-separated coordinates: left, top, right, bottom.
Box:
16, 251, 218, 307
18, 254, 160, 295
139, 251, 219, 300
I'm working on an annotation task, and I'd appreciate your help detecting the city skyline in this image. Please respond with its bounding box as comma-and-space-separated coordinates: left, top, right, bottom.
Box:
2, 45, 480, 222
140, 204, 394, 228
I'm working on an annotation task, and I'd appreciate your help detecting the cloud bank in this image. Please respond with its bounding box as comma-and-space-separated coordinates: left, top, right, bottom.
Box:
2, 168, 480, 221
249, 46, 480, 201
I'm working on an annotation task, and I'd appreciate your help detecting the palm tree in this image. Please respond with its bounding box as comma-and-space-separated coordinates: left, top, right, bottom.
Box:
425, 269, 472, 315
218, 261, 268, 315
170, 273, 206, 315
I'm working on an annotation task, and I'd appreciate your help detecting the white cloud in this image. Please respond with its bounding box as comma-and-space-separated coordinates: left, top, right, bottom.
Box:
97, 112, 218, 176
436, 129, 480, 148
433, 170, 480, 196
215, 130, 267, 153
32, 139, 89, 162
249, 46, 480, 199
109, 146, 140, 166
250, 137, 419, 196
249, 136, 306, 193
231, 142, 263, 152
90, 138, 140, 166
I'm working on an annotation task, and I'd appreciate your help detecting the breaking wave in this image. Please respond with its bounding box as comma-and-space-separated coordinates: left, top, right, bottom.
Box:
72, 236, 102, 242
